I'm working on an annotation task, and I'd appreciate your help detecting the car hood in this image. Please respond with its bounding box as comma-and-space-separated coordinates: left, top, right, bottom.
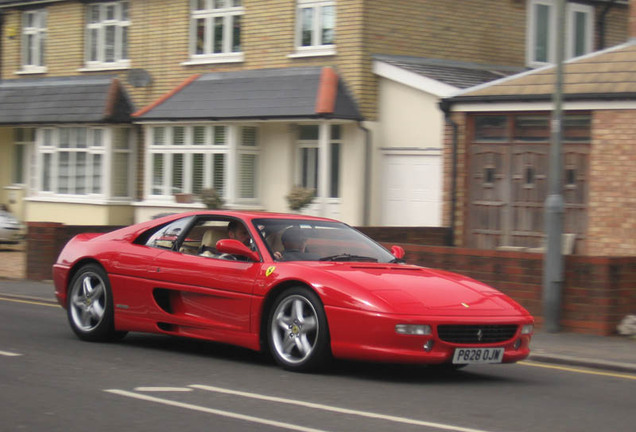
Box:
306, 263, 529, 317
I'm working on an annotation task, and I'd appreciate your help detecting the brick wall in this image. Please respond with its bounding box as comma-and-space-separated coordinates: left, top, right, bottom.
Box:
588, 110, 636, 256
357, 226, 450, 246
26, 222, 122, 281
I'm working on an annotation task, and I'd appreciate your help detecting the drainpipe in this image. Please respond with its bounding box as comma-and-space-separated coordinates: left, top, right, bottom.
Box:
357, 121, 371, 226
439, 99, 457, 247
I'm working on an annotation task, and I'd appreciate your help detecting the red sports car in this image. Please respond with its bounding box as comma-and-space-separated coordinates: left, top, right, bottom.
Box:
53, 211, 534, 372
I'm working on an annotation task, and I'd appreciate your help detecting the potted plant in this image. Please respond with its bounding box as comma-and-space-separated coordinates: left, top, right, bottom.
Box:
199, 188, 224, 209
286, 186, 315, 211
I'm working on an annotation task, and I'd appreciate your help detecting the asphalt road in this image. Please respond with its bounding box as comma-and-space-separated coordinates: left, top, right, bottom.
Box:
1, 296, 634, 432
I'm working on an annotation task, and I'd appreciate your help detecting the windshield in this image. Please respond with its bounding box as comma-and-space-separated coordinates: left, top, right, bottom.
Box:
253, 218, 396, 263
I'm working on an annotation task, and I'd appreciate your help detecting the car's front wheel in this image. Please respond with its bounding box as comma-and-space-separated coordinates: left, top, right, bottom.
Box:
267, 287, 331, 372
67, 264, 125, 342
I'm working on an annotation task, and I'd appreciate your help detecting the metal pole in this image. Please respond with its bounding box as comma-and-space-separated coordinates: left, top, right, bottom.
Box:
543, 0, 566, 333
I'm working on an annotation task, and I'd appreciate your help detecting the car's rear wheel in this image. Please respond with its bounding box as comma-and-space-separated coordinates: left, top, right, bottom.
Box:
267, 287, 331, 372
67, 264, 125, 342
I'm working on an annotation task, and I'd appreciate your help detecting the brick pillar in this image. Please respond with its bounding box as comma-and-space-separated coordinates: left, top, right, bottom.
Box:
26, 222, 63, 281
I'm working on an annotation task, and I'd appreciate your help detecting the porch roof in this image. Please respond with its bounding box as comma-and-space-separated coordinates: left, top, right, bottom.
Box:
133, 67, 363, 122
448, 40, 636, 104
0, 75, 134, 124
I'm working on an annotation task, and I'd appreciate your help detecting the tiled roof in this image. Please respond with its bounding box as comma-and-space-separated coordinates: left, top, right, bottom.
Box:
0, 75, 134, 124
450, 40, 636, 102
373, 55, 524, 90
134, 67, 362, 121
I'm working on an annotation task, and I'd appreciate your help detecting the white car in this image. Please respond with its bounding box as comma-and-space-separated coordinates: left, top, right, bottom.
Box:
0, 210, 23, 244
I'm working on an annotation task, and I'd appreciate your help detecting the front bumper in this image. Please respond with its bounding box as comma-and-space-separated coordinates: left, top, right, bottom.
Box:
325, 306, 533, 364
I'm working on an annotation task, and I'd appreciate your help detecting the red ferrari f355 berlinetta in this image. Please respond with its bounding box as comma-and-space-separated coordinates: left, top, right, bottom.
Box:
53, 211, 534, 372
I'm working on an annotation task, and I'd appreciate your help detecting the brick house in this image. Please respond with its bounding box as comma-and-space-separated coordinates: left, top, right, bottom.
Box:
0, 0, 629, 228
443, 6, 636, 256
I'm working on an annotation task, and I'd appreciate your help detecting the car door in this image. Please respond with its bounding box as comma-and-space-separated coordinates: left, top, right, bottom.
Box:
150, 249, 261, 333
146, 216, 262, 334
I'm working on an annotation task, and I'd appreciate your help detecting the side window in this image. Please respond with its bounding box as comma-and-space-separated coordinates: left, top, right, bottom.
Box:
143, 217, 194, 250
180, 217, 255, 259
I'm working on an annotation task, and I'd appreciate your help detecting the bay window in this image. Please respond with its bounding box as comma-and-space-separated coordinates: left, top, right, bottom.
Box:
296, 124, 341, 199
37, 126, 133, 199
147, 124, 259, 205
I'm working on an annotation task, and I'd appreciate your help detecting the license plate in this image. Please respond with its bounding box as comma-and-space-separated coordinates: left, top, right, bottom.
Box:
452, 347, 504, 364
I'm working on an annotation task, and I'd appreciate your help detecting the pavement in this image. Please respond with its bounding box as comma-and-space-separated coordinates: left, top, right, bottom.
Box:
1, 276, 634, 374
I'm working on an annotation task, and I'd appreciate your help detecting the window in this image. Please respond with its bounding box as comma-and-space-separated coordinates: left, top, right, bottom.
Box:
527, 0, 593, 67
238, 126, 259, 200
293, 0, 335, 57
147, 125, 259, 205
37, 126, 132, 198
296, 124, 341, 199
189, 0, 243, 64
21, 9, 47, 72
85, 1, 130, 69
13, 128, 35, 184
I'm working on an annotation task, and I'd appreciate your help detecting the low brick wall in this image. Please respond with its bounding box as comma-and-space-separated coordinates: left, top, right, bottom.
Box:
26, 222, 123, 281
26, 223, 635, 335
392, 243, 636, 336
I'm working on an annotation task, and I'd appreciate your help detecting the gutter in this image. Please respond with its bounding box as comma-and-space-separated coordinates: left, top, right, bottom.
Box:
439, 99, 457, 247
450, 91, 636, 104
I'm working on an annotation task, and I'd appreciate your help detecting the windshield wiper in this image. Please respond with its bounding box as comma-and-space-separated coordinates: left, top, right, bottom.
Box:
319, 254, 378, 262
388, 258, 405, 264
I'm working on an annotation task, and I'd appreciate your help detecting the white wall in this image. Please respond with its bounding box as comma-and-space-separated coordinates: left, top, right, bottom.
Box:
371, 76, 445, 226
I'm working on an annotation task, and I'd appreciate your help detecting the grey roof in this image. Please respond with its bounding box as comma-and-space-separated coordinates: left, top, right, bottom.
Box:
373, 55, 525, 89
135, 67, 362, 121
0, 75, 134, 124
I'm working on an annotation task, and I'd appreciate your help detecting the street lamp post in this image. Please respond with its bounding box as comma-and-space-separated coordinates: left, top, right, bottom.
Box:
543, 0, 566, 333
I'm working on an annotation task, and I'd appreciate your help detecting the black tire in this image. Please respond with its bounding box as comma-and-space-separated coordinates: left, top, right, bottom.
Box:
267, 286, 331, 372
67, 264, 125, 342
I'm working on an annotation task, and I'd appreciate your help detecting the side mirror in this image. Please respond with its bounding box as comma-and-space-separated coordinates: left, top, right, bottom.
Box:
216, 239, 260, 262
390, 245, 405, 260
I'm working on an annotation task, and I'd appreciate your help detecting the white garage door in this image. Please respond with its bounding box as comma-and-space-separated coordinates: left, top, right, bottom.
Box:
382, 153, 442, 226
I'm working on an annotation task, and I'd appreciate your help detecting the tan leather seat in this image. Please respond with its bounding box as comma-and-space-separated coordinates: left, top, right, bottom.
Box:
199, 228, 226, 256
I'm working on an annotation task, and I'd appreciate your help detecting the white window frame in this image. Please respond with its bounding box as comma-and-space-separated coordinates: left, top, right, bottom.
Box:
186, 0, 244, 65
20, 9, 47, 73
13, 128, 35, 185
526, 0, 594, 68
35, 126, 134, 201
84, 1, 130, 70
295, 123, 341, 200
145, 124, 260, 206
290, 0, 336, 58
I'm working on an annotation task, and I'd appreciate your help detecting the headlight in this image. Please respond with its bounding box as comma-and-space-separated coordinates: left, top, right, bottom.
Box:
521, 324, 534, 335
395, 324, 432, 335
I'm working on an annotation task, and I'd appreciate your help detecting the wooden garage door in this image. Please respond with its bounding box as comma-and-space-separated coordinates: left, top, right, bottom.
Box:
467, 114, 588, 251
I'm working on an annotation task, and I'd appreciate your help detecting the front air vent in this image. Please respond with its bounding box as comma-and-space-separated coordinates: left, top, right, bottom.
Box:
437, 324, 517, 344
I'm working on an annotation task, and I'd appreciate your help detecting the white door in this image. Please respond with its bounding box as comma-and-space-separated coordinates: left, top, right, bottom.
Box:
382, 153, 442, 226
